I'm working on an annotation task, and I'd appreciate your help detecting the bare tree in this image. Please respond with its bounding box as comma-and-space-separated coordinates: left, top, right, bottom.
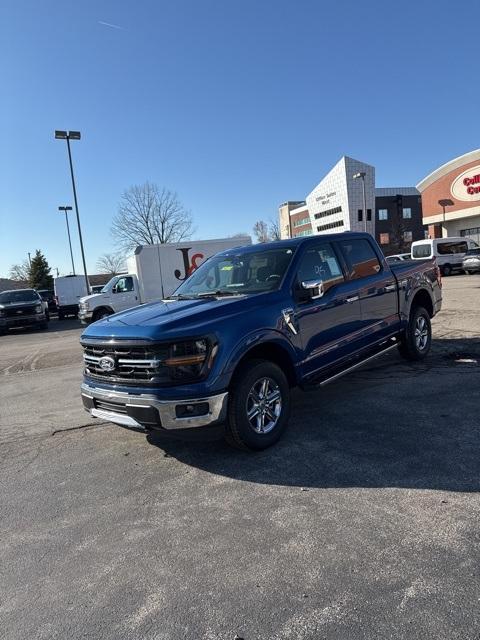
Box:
112, 182, 194, 250
96, 253, 126, 275
253, 220, 270, 243
269, 219, 281, 241
9, 260, 30, 281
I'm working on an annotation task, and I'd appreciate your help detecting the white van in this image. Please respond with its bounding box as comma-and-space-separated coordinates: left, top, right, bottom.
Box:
411, 237, 479, 276
54, 275, 89, 319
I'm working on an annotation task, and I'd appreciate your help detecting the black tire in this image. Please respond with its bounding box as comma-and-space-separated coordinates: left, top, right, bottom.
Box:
398, 306, 432, 361
441, 264, 452, 277
225, 359, 291, 451
92, 308, 112, 322
58, 310, 65, 320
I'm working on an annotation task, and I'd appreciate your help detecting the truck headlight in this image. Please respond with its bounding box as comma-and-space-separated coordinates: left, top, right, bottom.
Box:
35, 305, 43, 314
162, 338, 214, 383
81, 301, 89, 311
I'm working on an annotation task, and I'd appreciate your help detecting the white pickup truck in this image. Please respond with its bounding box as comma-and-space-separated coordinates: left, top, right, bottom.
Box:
79, 236, 251, 323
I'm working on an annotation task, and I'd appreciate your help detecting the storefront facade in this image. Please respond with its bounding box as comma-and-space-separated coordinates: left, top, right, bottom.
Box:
417, 149, 480, 244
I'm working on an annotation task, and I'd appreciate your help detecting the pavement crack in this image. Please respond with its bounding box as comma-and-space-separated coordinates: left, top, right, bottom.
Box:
51, 421, 108, 436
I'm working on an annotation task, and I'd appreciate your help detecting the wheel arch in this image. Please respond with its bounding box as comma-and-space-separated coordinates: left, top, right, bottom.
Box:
228, 340, 298, 388
92, 306, 114, 320
409, 288, 434, 318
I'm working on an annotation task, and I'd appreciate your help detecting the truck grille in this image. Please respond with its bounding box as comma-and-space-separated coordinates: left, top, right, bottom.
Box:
4, 305, 37, 318
82, 342, 171, 385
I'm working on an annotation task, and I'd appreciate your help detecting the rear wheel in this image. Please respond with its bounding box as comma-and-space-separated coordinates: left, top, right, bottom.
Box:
398, 306, 431, 361
441, 264, 452, 277
225, 360, 291, 450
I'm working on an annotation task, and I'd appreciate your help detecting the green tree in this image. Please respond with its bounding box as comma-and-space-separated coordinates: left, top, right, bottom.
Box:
28, 250, 53, 289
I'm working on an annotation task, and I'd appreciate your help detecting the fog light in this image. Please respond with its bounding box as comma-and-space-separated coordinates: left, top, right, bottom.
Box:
175, 402, 209, 418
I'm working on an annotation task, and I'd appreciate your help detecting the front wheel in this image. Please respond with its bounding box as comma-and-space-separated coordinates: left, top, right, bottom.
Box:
225, 360, 291, 450
92, 309, 112, 322
398, 306, 432, 361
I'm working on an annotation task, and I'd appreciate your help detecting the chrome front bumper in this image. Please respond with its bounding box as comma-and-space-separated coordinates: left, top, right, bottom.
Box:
81, 383, 228, 430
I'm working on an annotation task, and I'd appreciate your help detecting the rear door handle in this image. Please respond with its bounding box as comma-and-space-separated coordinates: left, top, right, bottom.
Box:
345, 296, 359, 304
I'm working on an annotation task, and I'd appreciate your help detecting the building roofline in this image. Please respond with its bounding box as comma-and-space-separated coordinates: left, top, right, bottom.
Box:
416, 149, 480, 192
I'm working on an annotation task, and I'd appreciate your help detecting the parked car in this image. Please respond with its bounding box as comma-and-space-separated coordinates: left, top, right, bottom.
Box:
411, 237, 479, 276
462, 247, 480, 274
90, 285, 105, 294
36, 289, 57, 313
80, 232, 442, 451
79, 236, 251, 324
385, 253, 411, 264
54, 275, 89, 319
0, 289, 49, 333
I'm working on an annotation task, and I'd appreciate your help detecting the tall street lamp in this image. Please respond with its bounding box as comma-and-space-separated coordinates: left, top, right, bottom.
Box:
353, 172, 367, 233
58, 206, 76, 275
54, 130, 90, 294
438, 198, 454, 238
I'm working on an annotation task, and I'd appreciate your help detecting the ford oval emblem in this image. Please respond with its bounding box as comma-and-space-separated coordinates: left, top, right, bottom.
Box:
99, 356, 116, 372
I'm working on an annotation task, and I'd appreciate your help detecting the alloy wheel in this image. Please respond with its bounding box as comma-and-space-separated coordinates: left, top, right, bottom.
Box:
414, 316, 429, 351
246, 377, 282, 434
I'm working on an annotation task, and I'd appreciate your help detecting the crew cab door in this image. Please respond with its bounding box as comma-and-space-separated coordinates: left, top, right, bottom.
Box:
292, 241, 363, 379
337, 237, 399, 342
111, 276, 139, 312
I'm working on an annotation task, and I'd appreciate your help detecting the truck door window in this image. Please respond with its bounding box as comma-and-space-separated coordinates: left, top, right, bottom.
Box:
339, 239, 382, 279
115, 276, 134, 293
297, 243, 344, 296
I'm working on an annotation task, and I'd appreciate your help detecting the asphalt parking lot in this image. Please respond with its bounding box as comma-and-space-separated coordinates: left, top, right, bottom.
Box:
1, 276, 479, 640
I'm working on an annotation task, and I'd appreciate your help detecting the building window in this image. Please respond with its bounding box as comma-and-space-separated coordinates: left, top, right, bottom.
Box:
358, 209, 363, 222
403, 231, 413, 242
292, 217, 311, 228
316, 219, 345, 233
403, 207, 412, 219
378, 209, 388, 220
313, 206, 342, 220
294, 228, 313, 237
367, 209, 372, 221
379, 233, 390, 245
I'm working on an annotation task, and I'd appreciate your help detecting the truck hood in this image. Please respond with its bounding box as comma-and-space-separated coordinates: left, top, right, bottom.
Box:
80, 293, 105, 305
82, 294, 277, 341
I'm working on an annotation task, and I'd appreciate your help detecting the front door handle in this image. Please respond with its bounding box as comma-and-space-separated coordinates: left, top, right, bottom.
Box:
345, 296, 359, 304
384, 284, 396, 292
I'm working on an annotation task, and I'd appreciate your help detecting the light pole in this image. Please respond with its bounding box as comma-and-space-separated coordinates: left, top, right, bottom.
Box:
438, 198, 454, 238
58, 206, 76, 274
54, 130, 90, 294
353, 172, 367, 233
27, 252, 31, 267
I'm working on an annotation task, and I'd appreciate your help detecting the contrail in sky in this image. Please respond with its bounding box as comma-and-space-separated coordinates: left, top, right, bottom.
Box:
98, 21, 124, 30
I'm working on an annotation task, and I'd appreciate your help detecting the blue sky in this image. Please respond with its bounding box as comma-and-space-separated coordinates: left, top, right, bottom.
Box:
1, 0, 478, 277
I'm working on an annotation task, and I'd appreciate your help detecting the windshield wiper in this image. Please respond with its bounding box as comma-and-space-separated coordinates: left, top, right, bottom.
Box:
195, 290, 240, 298
165, 294, 198, 300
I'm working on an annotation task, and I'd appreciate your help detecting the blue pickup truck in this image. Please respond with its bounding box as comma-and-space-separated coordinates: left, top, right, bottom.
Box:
81, 233, 442, 450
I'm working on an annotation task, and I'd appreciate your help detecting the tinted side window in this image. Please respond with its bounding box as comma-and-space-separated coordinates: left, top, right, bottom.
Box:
297, 243, 344, 294
339, 239, 381, 279
437, 241, 468, 255
116, 276, 134, 292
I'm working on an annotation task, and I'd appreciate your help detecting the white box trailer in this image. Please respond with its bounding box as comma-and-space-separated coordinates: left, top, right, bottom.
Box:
78, 236, 252, 323
54, 275, 89, 319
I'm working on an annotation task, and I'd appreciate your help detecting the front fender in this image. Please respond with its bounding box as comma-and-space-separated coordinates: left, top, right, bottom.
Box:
219, 328, 300, 384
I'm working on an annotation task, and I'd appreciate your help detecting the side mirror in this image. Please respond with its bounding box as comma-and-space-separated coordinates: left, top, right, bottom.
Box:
301, 279, 324, 299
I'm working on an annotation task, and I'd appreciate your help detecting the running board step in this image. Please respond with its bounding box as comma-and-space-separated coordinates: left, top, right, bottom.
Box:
304, 341, 399, 389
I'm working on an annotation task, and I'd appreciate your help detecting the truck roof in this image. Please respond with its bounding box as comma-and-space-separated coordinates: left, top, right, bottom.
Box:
218, 232, 373, 255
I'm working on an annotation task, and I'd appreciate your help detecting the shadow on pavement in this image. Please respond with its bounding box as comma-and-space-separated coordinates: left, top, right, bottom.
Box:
146, 337, 480, 492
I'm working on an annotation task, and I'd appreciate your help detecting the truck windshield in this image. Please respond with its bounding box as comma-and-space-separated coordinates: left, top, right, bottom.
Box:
0, 290, 39, 304
173, 247, 295, 297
